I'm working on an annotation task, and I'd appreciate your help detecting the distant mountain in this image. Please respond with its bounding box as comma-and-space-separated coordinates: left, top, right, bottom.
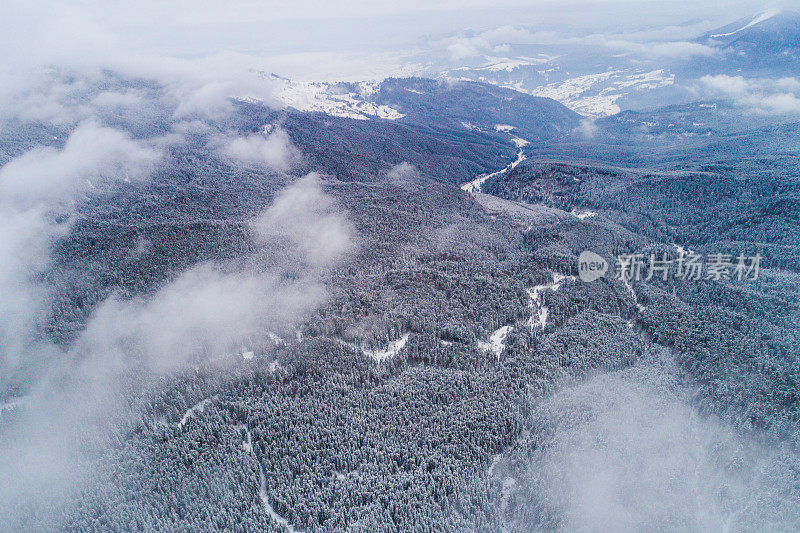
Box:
695, 10, 800, 73
373, 77, 581, 140
416, 11, 800, 117
268, 76, 581, 139
700, 10, 800, 49
236, 77, 582, 184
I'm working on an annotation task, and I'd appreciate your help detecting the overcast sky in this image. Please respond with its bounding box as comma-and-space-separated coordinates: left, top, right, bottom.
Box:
4, 0, 795, 75
0, 0, 796, 121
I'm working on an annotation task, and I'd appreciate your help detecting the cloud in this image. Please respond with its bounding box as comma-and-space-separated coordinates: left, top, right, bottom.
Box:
443, 26, 544, 59
160, 53, 283, 119
575, 118, 599, 138
700, 75, 800, 114
0, 121, 164, 528
72, 173, 354, 375
755, 92, 800, 114
0, 121, 161, 378
446, 37, 497, 60
386, 161, 421, 187
0, 5, 362, 510
252, 173, 356, 268
440, 24, 719, 60
0, 120, 159, 204
700, 74, 750, 94
214, 127, 300, 171
505, 357, 800, 530
74, 264, 325, 372
0, 0, 763, 127
0, 171, 357, 528
0, 10, 285, 125
605, 39, 718, 58
0, 209, 60, 376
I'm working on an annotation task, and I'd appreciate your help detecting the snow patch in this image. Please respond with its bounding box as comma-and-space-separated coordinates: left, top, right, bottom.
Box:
0, 396, 28, 418
501, 477, 517, 511
236, 424, 253, 453
530, 70, 674, 117
571, 209, 597, 220
488, 453, 502, 476
277, 79, 404, 121
622, 278, 646, 313
478, 325, 513, 359
510, 135, 529, 148
452, 55, 553, 74
461, 122, 484, 131
478, 57, 551, 72
673, 244, 697, 256
527, 273, 575, 331
267, 331, 285, 346
364, 333, 410, 363
178, 396, 217, 428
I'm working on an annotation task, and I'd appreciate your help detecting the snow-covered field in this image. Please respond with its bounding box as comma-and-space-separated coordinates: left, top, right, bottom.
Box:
460, 148, 527, 193
332, 333, 411, 363
0, 396, 28, 419
452, 55, 554, 73
529, 69, 674, 117
571, 209, 597, 220
276, 79, 404, 120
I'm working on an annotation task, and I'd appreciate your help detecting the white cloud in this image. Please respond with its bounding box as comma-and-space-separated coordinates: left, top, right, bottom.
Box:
215, 128, 300, 171
70, 173, 354, 375
509, 358, 800, 530
0, 122, 160, 376
440, 24, 719, 60
386, 161, 420, 186
700, 74, 750, 95
606, 39, 718, 58
252, 173, 356, 268
0, 120, 160, 204
0, 173, 357, 524
575, 118, 599, 138
755, 92, 800, 114
443, 26, 546, 59
700, 75, 800, 114
74, 264, 325, 372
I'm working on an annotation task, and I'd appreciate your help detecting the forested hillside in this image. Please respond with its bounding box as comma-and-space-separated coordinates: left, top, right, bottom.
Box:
1, 75, 798, 531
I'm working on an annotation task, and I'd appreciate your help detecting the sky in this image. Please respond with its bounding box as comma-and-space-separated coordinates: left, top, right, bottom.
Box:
1, 0, 797, 119
2, 0, 795, 82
